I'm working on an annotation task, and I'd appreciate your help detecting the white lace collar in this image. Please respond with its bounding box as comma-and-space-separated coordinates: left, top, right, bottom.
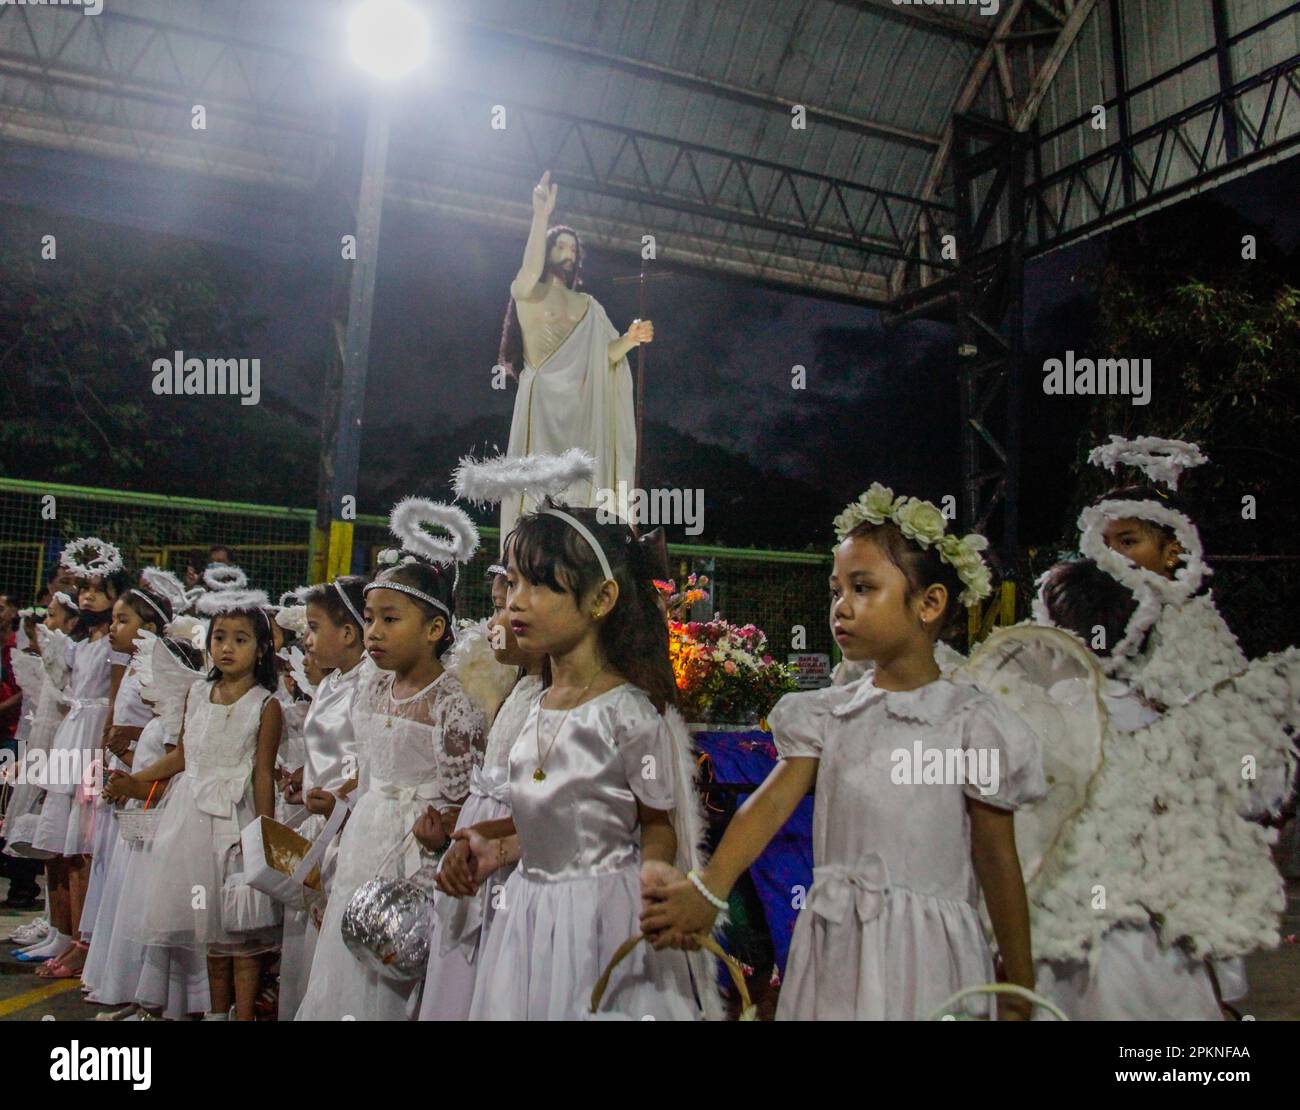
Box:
829, 672, 980, 724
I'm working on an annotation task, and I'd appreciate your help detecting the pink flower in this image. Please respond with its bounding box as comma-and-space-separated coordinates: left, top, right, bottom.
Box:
723, 660, 737, 675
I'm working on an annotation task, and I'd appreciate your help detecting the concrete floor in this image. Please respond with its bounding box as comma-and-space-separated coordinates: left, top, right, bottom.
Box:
3, 870, 1298, 1021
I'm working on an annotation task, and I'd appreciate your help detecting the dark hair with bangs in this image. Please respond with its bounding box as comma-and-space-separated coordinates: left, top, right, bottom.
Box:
121, 587, 173, 635
506, 501, 676, 713
842, 520, 973, 641
71, 568, 134, 639
302, 576, 367, 637
367, 560, 456, 659
205, 608, 279, 691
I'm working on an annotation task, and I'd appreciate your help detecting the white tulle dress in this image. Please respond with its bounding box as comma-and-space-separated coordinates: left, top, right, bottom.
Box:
768, 674, 1046, 1020
419, 672, 542, 1020
296, 667, 487, 1021
80, 667, 154, 936
32, 632, 129, 857
123, 677, 279, 956
468, 683, 703, 1021
277, 656, 373, 1021
2, 625, 68, 857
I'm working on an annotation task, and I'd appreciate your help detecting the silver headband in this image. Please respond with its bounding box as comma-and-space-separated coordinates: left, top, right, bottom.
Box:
129, 589, 169, 628
364, 580, 453, 622
333, 579, 365, 629
540, 507, 614, 582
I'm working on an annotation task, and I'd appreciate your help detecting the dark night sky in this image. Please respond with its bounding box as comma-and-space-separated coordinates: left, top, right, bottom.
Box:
3, 141, 1298, 547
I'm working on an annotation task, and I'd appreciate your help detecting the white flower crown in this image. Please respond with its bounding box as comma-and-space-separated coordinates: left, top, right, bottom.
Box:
832, 483, 993, 606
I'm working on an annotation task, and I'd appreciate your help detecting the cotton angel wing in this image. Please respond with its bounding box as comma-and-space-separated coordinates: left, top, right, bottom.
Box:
1167, 646, 1300, 820
959, 624, 1107, 884
440, 619, 518, 724
34, 624, 72, 690
133, 629, 201, 736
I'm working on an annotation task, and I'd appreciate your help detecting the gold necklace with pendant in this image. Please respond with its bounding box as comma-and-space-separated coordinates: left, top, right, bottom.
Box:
533, 665, 606, 782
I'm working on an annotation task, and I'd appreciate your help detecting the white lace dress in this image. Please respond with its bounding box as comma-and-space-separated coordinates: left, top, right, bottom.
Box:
124, 678, 279, 956
769, 675, 1046, 1020
296, 668, 487, 1021
419, 672, 542, 1020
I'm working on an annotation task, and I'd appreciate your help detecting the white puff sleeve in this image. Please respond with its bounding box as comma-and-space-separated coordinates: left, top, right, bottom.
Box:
767, 688, 826, 760
960, 694, 1047, 811
614, 693, 677, 812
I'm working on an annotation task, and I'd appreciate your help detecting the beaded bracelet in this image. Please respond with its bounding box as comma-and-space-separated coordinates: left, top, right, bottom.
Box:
687, 869, 729, 913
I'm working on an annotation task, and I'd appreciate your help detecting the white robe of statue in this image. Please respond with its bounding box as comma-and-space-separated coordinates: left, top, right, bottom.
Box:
501, 292, 636, 545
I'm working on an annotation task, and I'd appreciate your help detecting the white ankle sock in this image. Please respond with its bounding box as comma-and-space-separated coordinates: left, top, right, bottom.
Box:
20, 929, 70, 958
201, 1011, 229, 1021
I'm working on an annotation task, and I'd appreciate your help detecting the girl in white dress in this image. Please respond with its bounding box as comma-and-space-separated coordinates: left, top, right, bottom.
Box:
31, 541, 133, 981
644, 489, 1046, 1020
1029, 557, 1224, 1019
98, 637, 211, 1020
297, 502, 488, 1021
80, 585, 174, 1006
277, 575, 372, 1020
119, 589, 283, 1020
453, 502, 712, 1021
418, 565, 544, 1020
3, 595, 77, 862
80, 585, 174, 954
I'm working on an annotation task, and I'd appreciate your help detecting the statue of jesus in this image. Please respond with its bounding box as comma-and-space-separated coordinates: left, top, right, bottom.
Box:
497, 171, 653, 544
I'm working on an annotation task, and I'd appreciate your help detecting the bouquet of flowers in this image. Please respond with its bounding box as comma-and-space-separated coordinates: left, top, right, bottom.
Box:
657, 580, 798, 725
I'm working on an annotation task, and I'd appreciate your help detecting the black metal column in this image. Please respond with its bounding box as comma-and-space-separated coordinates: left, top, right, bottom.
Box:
951, 113, 1030, 616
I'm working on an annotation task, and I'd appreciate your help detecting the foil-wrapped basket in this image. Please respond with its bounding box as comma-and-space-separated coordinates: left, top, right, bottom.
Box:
341, 874, 435, 983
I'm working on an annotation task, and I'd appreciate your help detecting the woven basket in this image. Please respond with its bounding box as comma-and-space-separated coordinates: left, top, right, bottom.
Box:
588, 933, 756, 1021
929, 982, 1069, 1021
114, 807, 163, 845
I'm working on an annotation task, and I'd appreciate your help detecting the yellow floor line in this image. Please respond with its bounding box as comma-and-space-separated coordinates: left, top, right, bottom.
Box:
0, 978, 82, 1018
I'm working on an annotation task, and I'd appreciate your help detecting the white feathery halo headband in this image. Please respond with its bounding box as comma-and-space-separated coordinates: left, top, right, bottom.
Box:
204, 564, 248, 591
366, 498, 480, 625
452, 449, 617, 582
195, 563, 270, 624
128, 589, 170, 629
53, 591, 79, 612
452, 447, 595, 508
1075, 436, 1211, 667
141, 567, 189, 613
60, 537, 124, 579
1087, 435, 1208, 491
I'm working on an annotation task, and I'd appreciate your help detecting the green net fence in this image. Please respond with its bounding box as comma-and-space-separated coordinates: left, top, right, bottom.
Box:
0, 478, 837, 659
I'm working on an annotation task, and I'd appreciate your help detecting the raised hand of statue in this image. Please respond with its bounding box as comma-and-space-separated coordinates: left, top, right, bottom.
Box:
625, 318, 654, 347
532, 170, 557, 218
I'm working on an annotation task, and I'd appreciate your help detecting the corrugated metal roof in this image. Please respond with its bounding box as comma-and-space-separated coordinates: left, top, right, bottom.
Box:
0, 0, 1296, 303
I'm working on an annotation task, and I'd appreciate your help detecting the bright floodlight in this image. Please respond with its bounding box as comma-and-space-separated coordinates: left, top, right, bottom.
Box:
348, 0, 430, 80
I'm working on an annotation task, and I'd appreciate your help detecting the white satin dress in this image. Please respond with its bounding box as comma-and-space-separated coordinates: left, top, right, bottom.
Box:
278, 656, 373, 1021
468, 683, 701, 1021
